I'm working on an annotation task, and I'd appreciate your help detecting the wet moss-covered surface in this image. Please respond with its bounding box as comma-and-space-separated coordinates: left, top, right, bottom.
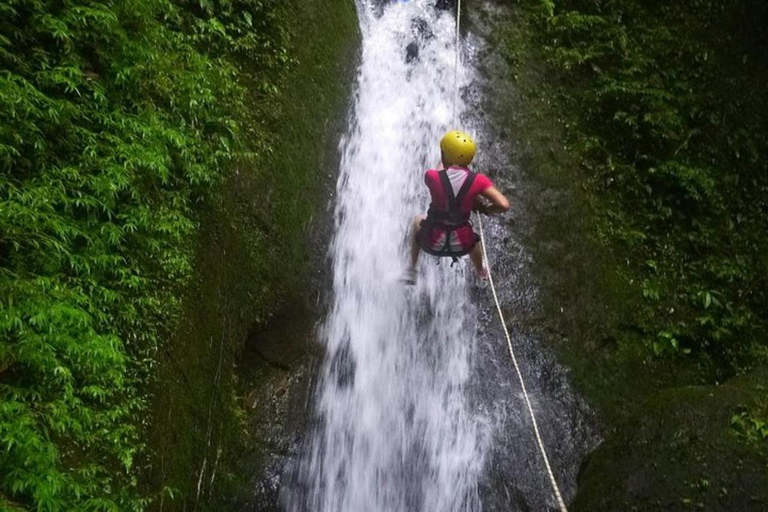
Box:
144, 0, 359, 510
573, 369, 768, 512
469, 0, 768, 509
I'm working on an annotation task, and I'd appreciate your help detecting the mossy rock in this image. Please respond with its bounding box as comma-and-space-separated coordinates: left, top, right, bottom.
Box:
144, 0, 360, 509
572, 368, 768, 511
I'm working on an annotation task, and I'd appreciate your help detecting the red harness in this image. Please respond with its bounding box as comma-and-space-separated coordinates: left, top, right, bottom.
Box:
418, 170, 478, 259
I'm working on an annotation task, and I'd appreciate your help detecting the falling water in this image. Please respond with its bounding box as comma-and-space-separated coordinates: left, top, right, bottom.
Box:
282, 1, 489, 511
280, 1, 598, 510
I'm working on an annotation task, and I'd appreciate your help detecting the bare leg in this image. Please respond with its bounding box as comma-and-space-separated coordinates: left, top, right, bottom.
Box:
469, 242, 487, 277
409, 215, 426, 270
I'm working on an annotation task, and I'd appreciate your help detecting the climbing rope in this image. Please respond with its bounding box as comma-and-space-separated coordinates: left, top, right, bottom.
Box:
451, 0, 462, 123
476, 216, 569, 512
450, 2, 569, 510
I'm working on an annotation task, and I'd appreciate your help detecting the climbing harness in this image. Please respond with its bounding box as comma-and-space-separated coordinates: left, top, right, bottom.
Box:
418, 169, 478, 262
450, 1, 569, 510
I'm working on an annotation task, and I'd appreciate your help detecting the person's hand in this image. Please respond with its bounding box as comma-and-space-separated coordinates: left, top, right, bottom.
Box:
479, 186, 510, 214
472, 201, 489, 214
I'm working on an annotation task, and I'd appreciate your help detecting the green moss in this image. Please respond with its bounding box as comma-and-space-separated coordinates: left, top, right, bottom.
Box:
143, 0, 359, 510
252, 0, 360, 302
572, 369, 768, 512
0, 0, 277, 508
471, 0, 764, 420
537, 0, 768, 372
469, 0, 675, 426
472, 0, 768, 508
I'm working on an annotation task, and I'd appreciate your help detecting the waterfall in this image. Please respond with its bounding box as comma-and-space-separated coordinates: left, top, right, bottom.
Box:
283, 2, 489, 511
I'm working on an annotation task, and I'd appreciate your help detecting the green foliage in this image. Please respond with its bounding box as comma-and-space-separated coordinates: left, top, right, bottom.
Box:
731, 399, 768, 453
142, 0, 359, 506
526, 0, 768, 372
0, 0, 287, 508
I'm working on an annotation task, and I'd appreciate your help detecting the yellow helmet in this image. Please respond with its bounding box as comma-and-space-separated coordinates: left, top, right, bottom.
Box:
440, 130, 476, 167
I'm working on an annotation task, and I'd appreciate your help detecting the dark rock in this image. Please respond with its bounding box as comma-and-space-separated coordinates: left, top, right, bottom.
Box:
572, 369, 768, 511
405, 41, 420, 63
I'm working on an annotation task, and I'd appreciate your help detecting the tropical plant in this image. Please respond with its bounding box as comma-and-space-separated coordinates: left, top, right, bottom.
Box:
0, 0, 287, 508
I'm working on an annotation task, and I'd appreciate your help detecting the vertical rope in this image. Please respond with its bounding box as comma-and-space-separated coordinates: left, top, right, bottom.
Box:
449, 1, 568, 510
452, 0, 462, 125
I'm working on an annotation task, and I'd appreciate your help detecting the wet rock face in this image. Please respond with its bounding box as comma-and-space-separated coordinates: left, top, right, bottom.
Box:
405, 18, 434, 63
236, 310, 318, 511
573, 369, 768, 512
405, 41, 420, 63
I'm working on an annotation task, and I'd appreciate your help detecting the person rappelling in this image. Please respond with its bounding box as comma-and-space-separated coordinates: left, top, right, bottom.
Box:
404, 131, 510, 285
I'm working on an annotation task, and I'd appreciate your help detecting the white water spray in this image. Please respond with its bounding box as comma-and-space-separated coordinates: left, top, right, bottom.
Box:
283, 2, 489, 511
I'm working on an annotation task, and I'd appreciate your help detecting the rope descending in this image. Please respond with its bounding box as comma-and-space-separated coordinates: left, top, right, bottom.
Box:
476, 215, 568, 512
451, 1, 568, 509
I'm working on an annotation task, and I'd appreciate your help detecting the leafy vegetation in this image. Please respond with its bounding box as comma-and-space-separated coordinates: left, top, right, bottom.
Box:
731, 399, 768, 453
143, 0, 359, 507
0, 0, 289, 509
483, 2, 768, 505
526, 0, 768, 374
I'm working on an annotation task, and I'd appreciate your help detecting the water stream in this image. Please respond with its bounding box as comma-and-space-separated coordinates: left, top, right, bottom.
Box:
281, 1, 596, 510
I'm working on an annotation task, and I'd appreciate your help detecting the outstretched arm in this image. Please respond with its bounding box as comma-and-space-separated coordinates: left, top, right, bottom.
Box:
474, 186, 509, 215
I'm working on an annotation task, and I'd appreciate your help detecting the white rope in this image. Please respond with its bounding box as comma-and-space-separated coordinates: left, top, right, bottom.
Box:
449, 2, 568, 509
476, 215, 569, 512
451, 0, 462, 124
